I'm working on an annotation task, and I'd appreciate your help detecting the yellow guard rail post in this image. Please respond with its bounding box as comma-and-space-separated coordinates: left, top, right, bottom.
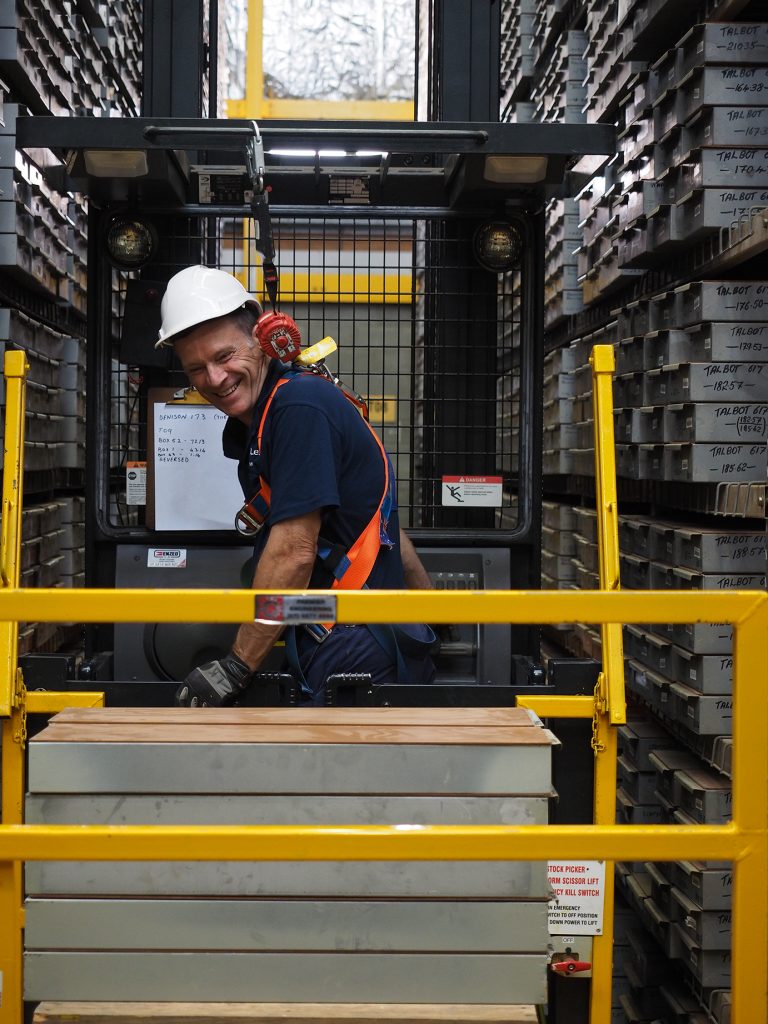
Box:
0, 350, 27, 718
589, 343, 626, 1023
0, 351, 104, 1021
0, 350, 28, 1022
519, 343, 627, 1022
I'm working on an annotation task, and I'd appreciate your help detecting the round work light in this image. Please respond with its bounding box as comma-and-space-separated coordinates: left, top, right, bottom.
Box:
473, 221, 523, 273
105, 214, 158, 269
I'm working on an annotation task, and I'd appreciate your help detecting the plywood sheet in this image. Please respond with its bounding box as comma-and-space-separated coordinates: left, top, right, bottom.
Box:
33, 1001, 539, 1024
47, 708, 538, 728
35, 723, 552, 745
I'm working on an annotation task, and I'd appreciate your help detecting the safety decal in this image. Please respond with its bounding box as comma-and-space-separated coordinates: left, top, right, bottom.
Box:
441, 475, 503, 506
255, 594, 337, 625
147, 548, 187, 569
126, 461, 147, 505
547, 860, 606, 935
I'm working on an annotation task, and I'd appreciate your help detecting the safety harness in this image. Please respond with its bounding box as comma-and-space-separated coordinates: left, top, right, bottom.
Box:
236, 369, 418, 695
235, 369, 396, 585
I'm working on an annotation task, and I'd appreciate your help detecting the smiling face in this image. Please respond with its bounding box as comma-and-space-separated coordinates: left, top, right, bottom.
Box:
174, 314, 269, 425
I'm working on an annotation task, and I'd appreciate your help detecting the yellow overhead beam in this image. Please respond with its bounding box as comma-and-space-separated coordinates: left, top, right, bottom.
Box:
226, 0, 414, 123
228, 98, 414, 121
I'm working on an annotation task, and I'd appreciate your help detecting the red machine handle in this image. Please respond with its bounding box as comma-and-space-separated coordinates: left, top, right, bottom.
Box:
551, 959, 591, 974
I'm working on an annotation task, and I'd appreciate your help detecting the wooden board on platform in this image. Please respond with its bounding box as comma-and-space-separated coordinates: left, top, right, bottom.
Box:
33, 1002, 539, 1024
33, 707, 556, 749
46, 707, 539, 728
34, 723, 552, 745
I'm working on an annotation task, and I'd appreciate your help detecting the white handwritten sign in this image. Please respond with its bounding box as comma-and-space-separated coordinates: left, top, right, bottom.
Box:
153, 404, 242, 531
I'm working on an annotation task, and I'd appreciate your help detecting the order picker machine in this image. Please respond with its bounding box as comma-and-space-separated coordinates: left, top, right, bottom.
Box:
4, 8, 623, 1019
14, 112, 612, 709
12, 110, 614, 836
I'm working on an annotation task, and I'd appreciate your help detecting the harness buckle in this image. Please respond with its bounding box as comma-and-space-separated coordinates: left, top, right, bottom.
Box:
303, 623, 332, 643
234, 505, 264, 537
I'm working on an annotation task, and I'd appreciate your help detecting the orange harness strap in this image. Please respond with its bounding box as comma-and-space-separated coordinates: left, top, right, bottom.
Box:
244, 373, 391, 594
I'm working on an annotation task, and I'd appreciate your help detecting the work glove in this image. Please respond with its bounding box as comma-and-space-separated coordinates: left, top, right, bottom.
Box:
174, 652, 253, 707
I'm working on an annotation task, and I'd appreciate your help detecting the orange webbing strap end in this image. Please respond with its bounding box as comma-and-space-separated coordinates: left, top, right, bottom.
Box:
317, 424, 390, 631
331, 425, 390, 593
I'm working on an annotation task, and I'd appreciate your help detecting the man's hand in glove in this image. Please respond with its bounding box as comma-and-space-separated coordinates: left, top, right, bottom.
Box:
174, 652, 253, 707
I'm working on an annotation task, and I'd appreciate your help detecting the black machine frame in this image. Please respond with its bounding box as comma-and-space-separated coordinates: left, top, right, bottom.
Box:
16, 113, 614, 680
14, 5, 610, 840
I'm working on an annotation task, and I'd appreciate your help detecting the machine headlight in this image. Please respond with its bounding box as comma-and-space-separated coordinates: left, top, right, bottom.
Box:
473, 221, 523, 273
105, 214, 158, 269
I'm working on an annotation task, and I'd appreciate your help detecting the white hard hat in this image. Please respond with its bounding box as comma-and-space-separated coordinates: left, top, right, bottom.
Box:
156, 265, 262, 347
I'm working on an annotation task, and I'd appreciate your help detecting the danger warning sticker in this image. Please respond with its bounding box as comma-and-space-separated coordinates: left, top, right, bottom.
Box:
126, 461, 147, 505
441, 475, 503, 507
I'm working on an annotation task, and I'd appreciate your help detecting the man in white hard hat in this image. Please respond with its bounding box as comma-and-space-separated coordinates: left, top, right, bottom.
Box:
157, 265, 437, 706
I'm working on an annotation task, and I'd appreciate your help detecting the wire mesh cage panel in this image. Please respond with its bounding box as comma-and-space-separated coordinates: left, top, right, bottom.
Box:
108, 208, 523, 534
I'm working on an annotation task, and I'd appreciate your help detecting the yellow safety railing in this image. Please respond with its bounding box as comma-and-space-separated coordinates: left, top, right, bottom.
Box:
518, 345, 626, 1021
0, 351, 105, 1020
1, 348, 766, 1024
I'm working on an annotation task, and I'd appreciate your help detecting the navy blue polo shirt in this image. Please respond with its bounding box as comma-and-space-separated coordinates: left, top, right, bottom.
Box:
222, 361, 406, 590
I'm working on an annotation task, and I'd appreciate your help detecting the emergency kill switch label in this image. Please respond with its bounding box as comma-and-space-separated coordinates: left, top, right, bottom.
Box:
547, 860, 606, 935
